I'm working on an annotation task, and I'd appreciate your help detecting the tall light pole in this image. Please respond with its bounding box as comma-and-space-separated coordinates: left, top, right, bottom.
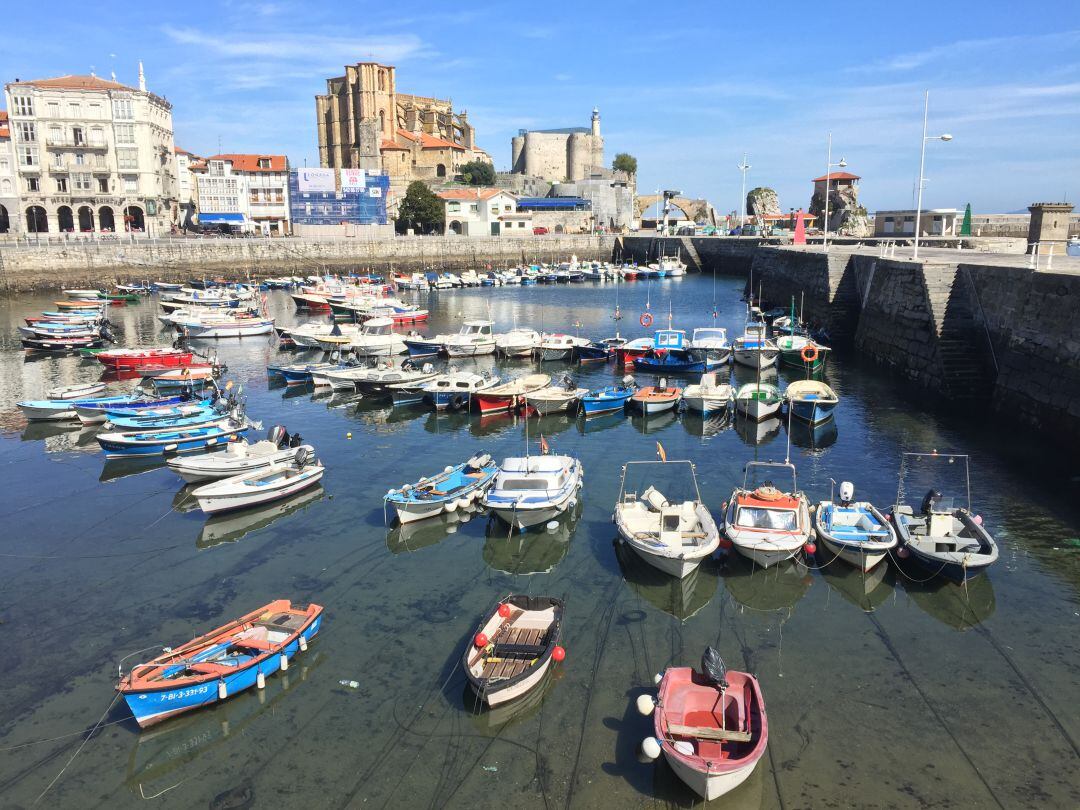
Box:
737, 153, 751, 231
913, 90, 953, 260
821, 131, 846, 252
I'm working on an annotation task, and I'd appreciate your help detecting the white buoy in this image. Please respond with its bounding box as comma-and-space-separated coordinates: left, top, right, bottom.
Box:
636, 694, 656, 716
546, 520, 559, 532
217, 680, 227, 700
256, 671, 266, 690
299, 635, 308, 652
653, 673, 663, 685
444, 466, 454, 473
279, 653, 289, 671
641, 737, 662, 761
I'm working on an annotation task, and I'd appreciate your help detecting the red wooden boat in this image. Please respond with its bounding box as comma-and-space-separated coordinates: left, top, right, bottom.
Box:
97, 348, 194, 370
640, 648, 768, 801
472, 373, 551, 415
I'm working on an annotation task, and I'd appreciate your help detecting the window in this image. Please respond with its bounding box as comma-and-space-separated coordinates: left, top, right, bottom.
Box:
88, 103, 101, 119
73, 173, 91, 191
52, 151, 65, 168
504, 205, 511, 212
210, 160, 224, 176
518, 221, 525, 228
257, 158, 270, 169
448, 201, 460, 212
47, 126, 62, 144
74, 153, 85, 166
47, 101, 60, 118
89, 127, 104, 146
117, 149, 138, 170
18, 145, 38, 166
0, 157, 7, 171
97, 177, 109, 192
112, 98, 133, 119
114, 124, 134, 145
17, 122, 36, 142
123, 175, 138, 193
469, 203, 478, 213
72, 127, 85, 145
13, 96, 33, 116
68, 102, 81, 118
490, 206, 498, 215
27, 177, 40, 192
56, 177, 68, 192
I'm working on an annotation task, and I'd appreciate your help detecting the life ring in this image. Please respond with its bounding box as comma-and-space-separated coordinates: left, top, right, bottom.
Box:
753, 486, 784, 501
801, 344, 820, 363
640, 312, 653, 328
450, 393, 468, 410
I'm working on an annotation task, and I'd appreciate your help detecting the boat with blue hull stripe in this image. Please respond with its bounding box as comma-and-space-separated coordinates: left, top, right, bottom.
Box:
97, 419, 249, 458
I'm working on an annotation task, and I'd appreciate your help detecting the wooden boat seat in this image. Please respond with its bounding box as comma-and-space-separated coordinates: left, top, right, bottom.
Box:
667, 722, 753, 743
491, 642, 546, 658
255, 612, 306, 632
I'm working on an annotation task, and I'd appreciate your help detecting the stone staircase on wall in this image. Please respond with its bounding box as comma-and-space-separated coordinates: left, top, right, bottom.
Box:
935, 276, 998, 402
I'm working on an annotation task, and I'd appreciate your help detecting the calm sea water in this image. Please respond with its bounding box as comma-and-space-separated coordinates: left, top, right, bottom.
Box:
1, 275, 1078, 809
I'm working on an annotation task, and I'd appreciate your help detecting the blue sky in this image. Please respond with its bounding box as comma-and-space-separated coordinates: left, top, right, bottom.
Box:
3, 1, 1078, 214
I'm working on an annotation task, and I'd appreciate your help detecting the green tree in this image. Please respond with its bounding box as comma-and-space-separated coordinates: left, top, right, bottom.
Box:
459, 160, 496, 186
612, 153, 638, 175
396, 181, 445, 234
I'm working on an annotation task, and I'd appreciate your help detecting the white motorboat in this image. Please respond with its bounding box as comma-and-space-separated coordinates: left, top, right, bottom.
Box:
784, 379, 839, 425
354, 363, 439, 396
192, 447, 324, 514
734, 382, 781, 421
495, 328, 541, 358
732, 321, 779, 369
181, 317, 275, 338
614, 460, 720, 578
682, 372, 733, 416
722, 460, 812, 568
522, 375, 588, 415
284, 322, 338, 348
689, 327, 731, 365
482, 454, 583, 530
63, 289, 105, 300
46, 382, 107, 401
335, 317, 406, 356
814, 481, 897, 572
445, 320, 496, 357
167, 426, 310, 483
422, 371, 500, 410
536, 333, 590, 362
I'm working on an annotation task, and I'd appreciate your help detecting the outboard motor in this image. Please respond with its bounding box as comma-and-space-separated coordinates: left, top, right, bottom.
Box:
290, 432, 302, 448
622, 374, 636, 389
402, 359, 416, 371
422, 362, 434, 374
294, 446, 311, 468
659, 376, 669, 391
700, 647, 729, 691
921, 489, 942, 515
839, 481, 854, 506
267, 425, 288, 447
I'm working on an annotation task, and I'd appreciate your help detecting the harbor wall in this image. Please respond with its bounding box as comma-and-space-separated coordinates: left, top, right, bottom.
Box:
0, 235, 616, 292
749, 246, 1080, 446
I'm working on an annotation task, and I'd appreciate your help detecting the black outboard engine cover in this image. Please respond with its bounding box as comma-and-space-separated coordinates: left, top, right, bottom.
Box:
290, 432, 302, 448
701, 647, 729, 690
921, 489, 942, 515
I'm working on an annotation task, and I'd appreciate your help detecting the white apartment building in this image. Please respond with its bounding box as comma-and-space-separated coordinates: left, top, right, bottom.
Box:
174, 147, 200, 230
3, 65, 177, 236
193, 154, 290, 235
437, 187, 520, 236
0, 111, 16, 233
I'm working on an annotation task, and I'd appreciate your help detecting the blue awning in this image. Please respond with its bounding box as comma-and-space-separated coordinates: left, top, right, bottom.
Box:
199, 213, 246, 224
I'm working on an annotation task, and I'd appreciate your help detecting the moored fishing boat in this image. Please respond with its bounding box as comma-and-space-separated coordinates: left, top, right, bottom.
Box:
814, 481, 897, 572
732, 320, 779, 369
581, 379, 636, 416
495, 328, 541, 358
97, 348, 193, 371
682, 372, 733, 416
96, 418, 249, 458
630, 381, 682, 415
536, 333, 590, 362
722, 460, 812, 568
638, 647, 768, 801
689, 327, 732, 365
20, 391, 184, 423
776, 334, 829, 372
422, 371, 500, 411
168, 426, 308, 482
191, 447, 324, 514
734, 382, 781, 421
117, 600, 323, 727
464, 595, 565, 707
384, 452, 497, 523
445, 320, 496, 357
522, 375, 588, 416
46, 382, 107, 400
784, 379, 838, 425
472, 373, 551, 415
482, 453, 583, 530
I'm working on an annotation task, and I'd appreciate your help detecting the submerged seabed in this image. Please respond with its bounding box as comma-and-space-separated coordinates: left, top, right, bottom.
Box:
1, 277, 1078, 809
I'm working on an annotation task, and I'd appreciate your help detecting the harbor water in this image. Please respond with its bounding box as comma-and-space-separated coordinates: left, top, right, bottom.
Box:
1, 275, 1078, 808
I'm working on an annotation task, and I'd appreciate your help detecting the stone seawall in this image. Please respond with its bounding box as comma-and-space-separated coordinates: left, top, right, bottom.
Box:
0, 235, 616, 292
749, 245, 1080, 447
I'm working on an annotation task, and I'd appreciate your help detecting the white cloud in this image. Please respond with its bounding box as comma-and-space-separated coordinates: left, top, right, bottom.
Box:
162, 26, 427, 64
861, 29, 1080, 72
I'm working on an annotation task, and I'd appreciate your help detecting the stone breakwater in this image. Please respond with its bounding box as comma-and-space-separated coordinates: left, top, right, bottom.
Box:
0, 234, 615, 292
747, 245, 1080, 447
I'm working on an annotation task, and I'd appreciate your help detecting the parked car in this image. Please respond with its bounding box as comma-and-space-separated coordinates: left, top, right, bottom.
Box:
533, 226, 549, 235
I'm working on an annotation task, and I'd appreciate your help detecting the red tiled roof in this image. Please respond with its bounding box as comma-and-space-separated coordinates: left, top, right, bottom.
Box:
437, 188, 510, 202
813, 171, 860, 182
203, 153, 287, 172
16, 74, 135, 92
396, 128, 465, 151
174, 146, 197, 156
0, 111, 7, 122
0, 128, 8, 139
380, 138, 408, 151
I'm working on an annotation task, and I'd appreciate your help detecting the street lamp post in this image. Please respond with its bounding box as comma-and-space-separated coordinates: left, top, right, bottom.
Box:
737, 153, 751, 232
821, 131, 847, 252
912, 90, 953, 260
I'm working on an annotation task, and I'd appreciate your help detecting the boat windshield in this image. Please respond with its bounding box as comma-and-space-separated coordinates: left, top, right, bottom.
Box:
365, 324, 390, 335
736, 506, 798, 531
500, 478, 551, 491
693, 329, 726, 342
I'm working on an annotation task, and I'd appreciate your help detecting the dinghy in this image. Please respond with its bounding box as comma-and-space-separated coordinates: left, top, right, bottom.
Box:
166, 426, 303, 482
472, 374, 551, 415
638, 647, 768, 801
615, 460, 720, 578
722, 460, 812, 568
682, 372, 733, 416
384, 453, 497, 524
630, 381, 682, 415
20, 391, 186, 423
96, 418, 249, 458
191, 447, 324, 514
97, 348, 194, 370
581, 379, 636, 416
814, 481, 896, 572
464, 595, 564, 707
46, 382, 107, 401
734, 382, 781, 421
522, 375, 588, 415
117, 600, 323, 727
784, 379, 838, 425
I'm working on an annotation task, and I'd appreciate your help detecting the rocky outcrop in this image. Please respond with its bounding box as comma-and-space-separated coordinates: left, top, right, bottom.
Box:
746, 187, 781, 220
810, 184, 872, 237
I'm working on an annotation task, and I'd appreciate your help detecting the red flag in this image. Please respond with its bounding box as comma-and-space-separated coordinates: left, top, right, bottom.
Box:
539, 435, 549, 455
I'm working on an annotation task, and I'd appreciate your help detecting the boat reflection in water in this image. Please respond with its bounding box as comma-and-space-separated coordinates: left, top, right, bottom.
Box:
733, 414, 781, 447
99, 456, 170, 483
786, 415, 838, 451
22, 422, 100, 453
630, 408, 678, 435
899, 570, 996, 630
576, 410, 626, 435
464, 665, 560, 731
125, 651, 323, 800
172, 483, 203, 514
197, 485, 326, 549
613, 540, 720, 621
482, 503, 579, 575
424, 409, 470, 436
385, 504, 482, 555
720, 552, 812, 613
680, 410, 730, 439
820, 557, 895, 613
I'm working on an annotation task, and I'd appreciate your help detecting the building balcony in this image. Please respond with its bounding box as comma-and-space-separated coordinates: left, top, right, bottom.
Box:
45, 139, 109, 150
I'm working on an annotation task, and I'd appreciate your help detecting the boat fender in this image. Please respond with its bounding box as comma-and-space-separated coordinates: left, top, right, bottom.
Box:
450, 393, 467, 410
217, 681, 227, 700
653, 673, 663, 685
299, 635, 308, 652
445, 501, 459, 513
552, 646, 566, 662
206, 438, 217, 446
444, 466, 454, 473
256, 671, 266, 690
804, 541, 817, 555
279, 653, 289, 672
636, 694, 656, 716
454, 498, 470, 510
897, 545, 911, 559
640, 737, 662, 761
164, 443, 179, 453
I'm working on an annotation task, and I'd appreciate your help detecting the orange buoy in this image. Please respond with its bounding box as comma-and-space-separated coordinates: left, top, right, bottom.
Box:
640, 312, 653, 328
801, 344, 820, 363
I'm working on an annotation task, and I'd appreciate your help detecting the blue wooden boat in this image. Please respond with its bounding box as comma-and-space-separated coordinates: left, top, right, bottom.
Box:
105, 404, 226, 430
581, 384, 636, 416
576, 337, 625, 364
403, 335, 446, 358
784, 380, 839, 426
117, 600, 323, 728
97, 419, 249, 458
278, 362, 337, 386
20, 392, 187, 423
633, 349, 722, 374
384, 452, 497, 524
